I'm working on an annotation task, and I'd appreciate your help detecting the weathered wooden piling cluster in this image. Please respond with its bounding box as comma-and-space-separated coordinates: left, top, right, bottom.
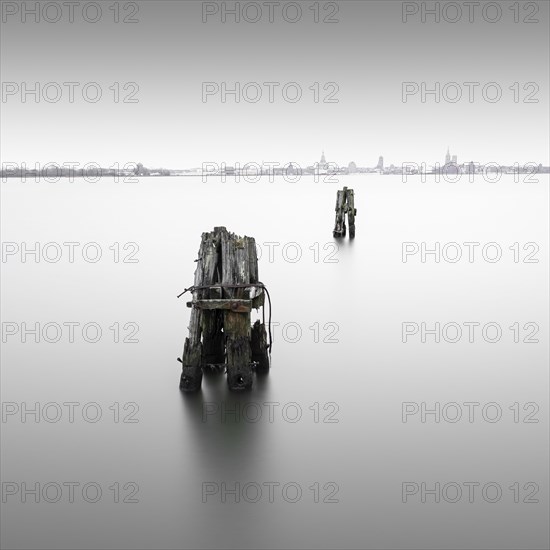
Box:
333, 187, 357, 239
178, 227, 270, 391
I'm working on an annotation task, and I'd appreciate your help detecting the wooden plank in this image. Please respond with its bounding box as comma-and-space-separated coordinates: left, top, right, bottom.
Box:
347, 189, 355, 225
221, 230, 251, 338
221, 230, 253, 389
251, 320, 270, 373
189, 299, 252, 313
200, 228, 225, 365
248, 237, 258, 283
333, 189, 346, 237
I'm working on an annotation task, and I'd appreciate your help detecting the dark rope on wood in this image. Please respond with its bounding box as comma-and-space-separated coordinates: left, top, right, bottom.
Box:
177, 282, 272, 354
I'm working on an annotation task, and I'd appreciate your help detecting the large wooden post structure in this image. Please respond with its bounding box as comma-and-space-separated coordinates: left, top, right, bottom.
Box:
179, 227, 270, 391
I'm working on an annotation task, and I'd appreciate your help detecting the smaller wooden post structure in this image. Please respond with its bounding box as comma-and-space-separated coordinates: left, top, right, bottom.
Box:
333, 187, 357, 238
179, 227, 270, 391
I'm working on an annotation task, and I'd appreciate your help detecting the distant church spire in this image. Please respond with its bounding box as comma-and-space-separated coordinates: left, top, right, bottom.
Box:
320, 150, 326, 164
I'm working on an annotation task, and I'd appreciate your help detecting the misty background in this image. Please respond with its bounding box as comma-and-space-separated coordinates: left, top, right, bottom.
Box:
1, 0, 549, 168
1, 1, 549, 549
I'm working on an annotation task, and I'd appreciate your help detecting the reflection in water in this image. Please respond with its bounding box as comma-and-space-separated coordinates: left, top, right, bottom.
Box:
179, 370, 273, 478
334, 235, 355, 255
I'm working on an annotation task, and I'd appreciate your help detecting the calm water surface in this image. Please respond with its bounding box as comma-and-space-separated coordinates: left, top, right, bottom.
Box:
1, 176, 548, 549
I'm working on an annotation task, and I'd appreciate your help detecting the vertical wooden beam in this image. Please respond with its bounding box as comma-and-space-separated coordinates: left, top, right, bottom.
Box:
200, 228, 225, 365
333, 189, 346, 237
251, 319, 270, 373
180, 231, 209, 391
347, 188, 356, 239
222, 231, 253, 390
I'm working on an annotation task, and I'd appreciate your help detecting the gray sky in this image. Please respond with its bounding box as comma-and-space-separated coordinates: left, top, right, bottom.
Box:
1, 0, 549, 168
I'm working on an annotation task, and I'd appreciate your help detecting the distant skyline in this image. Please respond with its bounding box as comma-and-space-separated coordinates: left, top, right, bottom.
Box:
2, 147, 549, 174
2, 147, 548, 180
